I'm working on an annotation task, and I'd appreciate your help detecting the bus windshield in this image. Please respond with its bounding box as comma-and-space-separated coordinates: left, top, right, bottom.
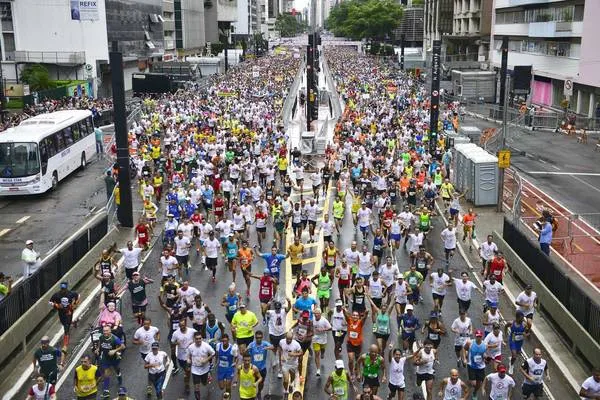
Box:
0, 142, 41, 178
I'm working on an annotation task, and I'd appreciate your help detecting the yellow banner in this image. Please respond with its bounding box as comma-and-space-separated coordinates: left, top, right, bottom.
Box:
217, 91, 239, 97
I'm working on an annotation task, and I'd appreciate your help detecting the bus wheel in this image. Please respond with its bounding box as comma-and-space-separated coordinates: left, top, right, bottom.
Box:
81, 153, 87, 169
51, 172, 58, 190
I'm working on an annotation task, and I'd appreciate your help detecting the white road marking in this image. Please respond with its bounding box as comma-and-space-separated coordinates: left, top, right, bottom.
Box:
570, 175, 600, 195
0, 228, 10, 237
15, 216, 30, 224
551, 165, 561, 171
526, 171, 600, 176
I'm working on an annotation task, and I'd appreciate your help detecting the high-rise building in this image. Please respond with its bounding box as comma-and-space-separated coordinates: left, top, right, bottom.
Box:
445, 0, 493, 63
163, 1, 177, 60
491, 0, 599, 117
393, 4, 425, 47
174, 0, 205, 56
423, 0, 453, 49
0, 0, 165, 96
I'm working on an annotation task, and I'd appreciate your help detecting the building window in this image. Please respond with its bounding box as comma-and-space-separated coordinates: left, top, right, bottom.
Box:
146, 41, 156, 49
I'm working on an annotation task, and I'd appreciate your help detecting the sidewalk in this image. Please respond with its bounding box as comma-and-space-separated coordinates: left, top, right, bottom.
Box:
441, 198, 588, 398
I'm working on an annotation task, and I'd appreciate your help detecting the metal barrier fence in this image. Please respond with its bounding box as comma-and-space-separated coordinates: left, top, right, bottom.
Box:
503, 218, 600, 344
0, 215, 108, 335
281, 59, 306, 130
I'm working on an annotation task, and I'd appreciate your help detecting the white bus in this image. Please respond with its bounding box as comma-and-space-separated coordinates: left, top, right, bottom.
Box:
0, 110, 97, 195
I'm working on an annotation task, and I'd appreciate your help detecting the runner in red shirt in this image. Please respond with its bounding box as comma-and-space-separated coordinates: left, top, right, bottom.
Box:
213, 193, 225, 220
251, 268, 278, 323
135, 217, 151, 250
486, 252, 507, 283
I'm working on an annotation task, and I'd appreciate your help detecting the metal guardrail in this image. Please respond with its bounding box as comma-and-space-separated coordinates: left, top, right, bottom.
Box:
281, 59, 306, 130
14, 51, 86, 65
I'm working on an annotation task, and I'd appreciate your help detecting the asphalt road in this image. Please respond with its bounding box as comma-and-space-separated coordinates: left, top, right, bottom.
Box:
36, 185, 574, 400
0, 155, 109, 279
460, 114, 600, 222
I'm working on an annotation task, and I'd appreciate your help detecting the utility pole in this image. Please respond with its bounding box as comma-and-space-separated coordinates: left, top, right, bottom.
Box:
429, 40, 441, 153
496, 36, 509, 212
110, 41, 133, 227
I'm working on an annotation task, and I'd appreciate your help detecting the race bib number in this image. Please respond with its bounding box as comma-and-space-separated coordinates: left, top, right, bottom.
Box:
139, 233, 146, 238
408, 277, 418, 286
261, 287, 270, 295
335, 331, 344, 337
355, 297, 363, 304
335, 387, 345, 395
417, 261, 426, 269
253, 353, 264, 362
473, 355, 483, 363
514, 334, 524, 341
327, 256, 335, 265
219, 360, 229, 368
429, 333, 439, 340
228, 305, 237, 312
349, 331, 358, 339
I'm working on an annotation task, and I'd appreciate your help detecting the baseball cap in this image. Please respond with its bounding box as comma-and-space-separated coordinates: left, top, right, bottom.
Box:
239, 303, 247, 308
335, 299, 343, 306
301, 310, 310, 318
372, 270, 379, 275
405, 304, 414, 311
335, 359, 344, 369
41, 336, 50, 343
118, 387, 128, 395
151, 342, 160, 349
60, 282, 68, 289
430, 311, 438, 318
516, 310, 524, 316
525, 284, 533, 289
489, 301, 498, 308
102, 272, 111, 277
264, 268, 270, 274
475, 329, 484, 337
132, 271, 140, 276
26, 240, 34, 245
497, 364, 507, 373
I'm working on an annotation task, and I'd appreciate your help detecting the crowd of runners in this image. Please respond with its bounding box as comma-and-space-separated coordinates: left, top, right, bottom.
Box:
31, 46, 570, 400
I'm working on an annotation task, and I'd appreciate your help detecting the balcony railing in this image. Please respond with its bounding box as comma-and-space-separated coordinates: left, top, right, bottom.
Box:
14, 51, 86, 65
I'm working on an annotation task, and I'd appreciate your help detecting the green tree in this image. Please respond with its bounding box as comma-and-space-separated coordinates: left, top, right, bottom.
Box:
20, 64, 51, 91
275, 13, 305, 37
326, 0, 403, 41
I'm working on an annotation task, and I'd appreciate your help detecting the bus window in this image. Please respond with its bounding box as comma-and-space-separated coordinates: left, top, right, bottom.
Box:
72, 123, 81, 142
62, 127, 74, 146
55, 131, 66, 152
44, 136, 58, 157
86, 116, 94, 135
39, 141, 48, 175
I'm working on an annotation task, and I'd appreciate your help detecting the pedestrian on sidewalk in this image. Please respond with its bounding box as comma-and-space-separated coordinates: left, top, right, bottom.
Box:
22, 239, 41, 277
535, 216, 553, 256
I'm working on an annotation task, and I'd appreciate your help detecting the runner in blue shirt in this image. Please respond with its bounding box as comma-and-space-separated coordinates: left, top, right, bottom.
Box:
506, 310, 528, 375
254, 246, 288, 280
216, 334, 238, 394
246, 330, 274, 398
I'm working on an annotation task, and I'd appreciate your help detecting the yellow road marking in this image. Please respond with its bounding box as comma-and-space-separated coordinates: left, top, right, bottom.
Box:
284, 183, 333, 398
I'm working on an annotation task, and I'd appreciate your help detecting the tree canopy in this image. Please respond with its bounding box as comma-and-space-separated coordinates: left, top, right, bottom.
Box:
326, 0, 404, 41
275, 13, 307, 37
20, 64, 51, 91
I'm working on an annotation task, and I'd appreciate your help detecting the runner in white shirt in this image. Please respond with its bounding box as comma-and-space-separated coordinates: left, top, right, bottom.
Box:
388, 348, 412, 399
451, 311, 472, 368
483, 324, 504, 368
580, 371, 600, 400
160, 251, 179, 282
343, 242, 360, 279
144, 342, 169, 400
515, 284, 539, 331
133, 320, 160, 358
186, 332, 216, 395
454, 271, 479, 313
178, 220, 195, 240
379, 257, 399, 300
174, 231, 191, 277
483, 275, 504, 309
320, 215, 337, 243
118, 241, 143, 279
479, 235, 498, 274
311, 308, 332, 376
170, 320, 197, 384
357, 204, 373, 241
357, 246, 374, 279
438, 369, 469, 400
430, 268, 452, 313
483, 366, 515, 400
202, 231, 221, 281
440, 223, 458, 271
279, 333, 303, 396
178, 281, 200, 308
